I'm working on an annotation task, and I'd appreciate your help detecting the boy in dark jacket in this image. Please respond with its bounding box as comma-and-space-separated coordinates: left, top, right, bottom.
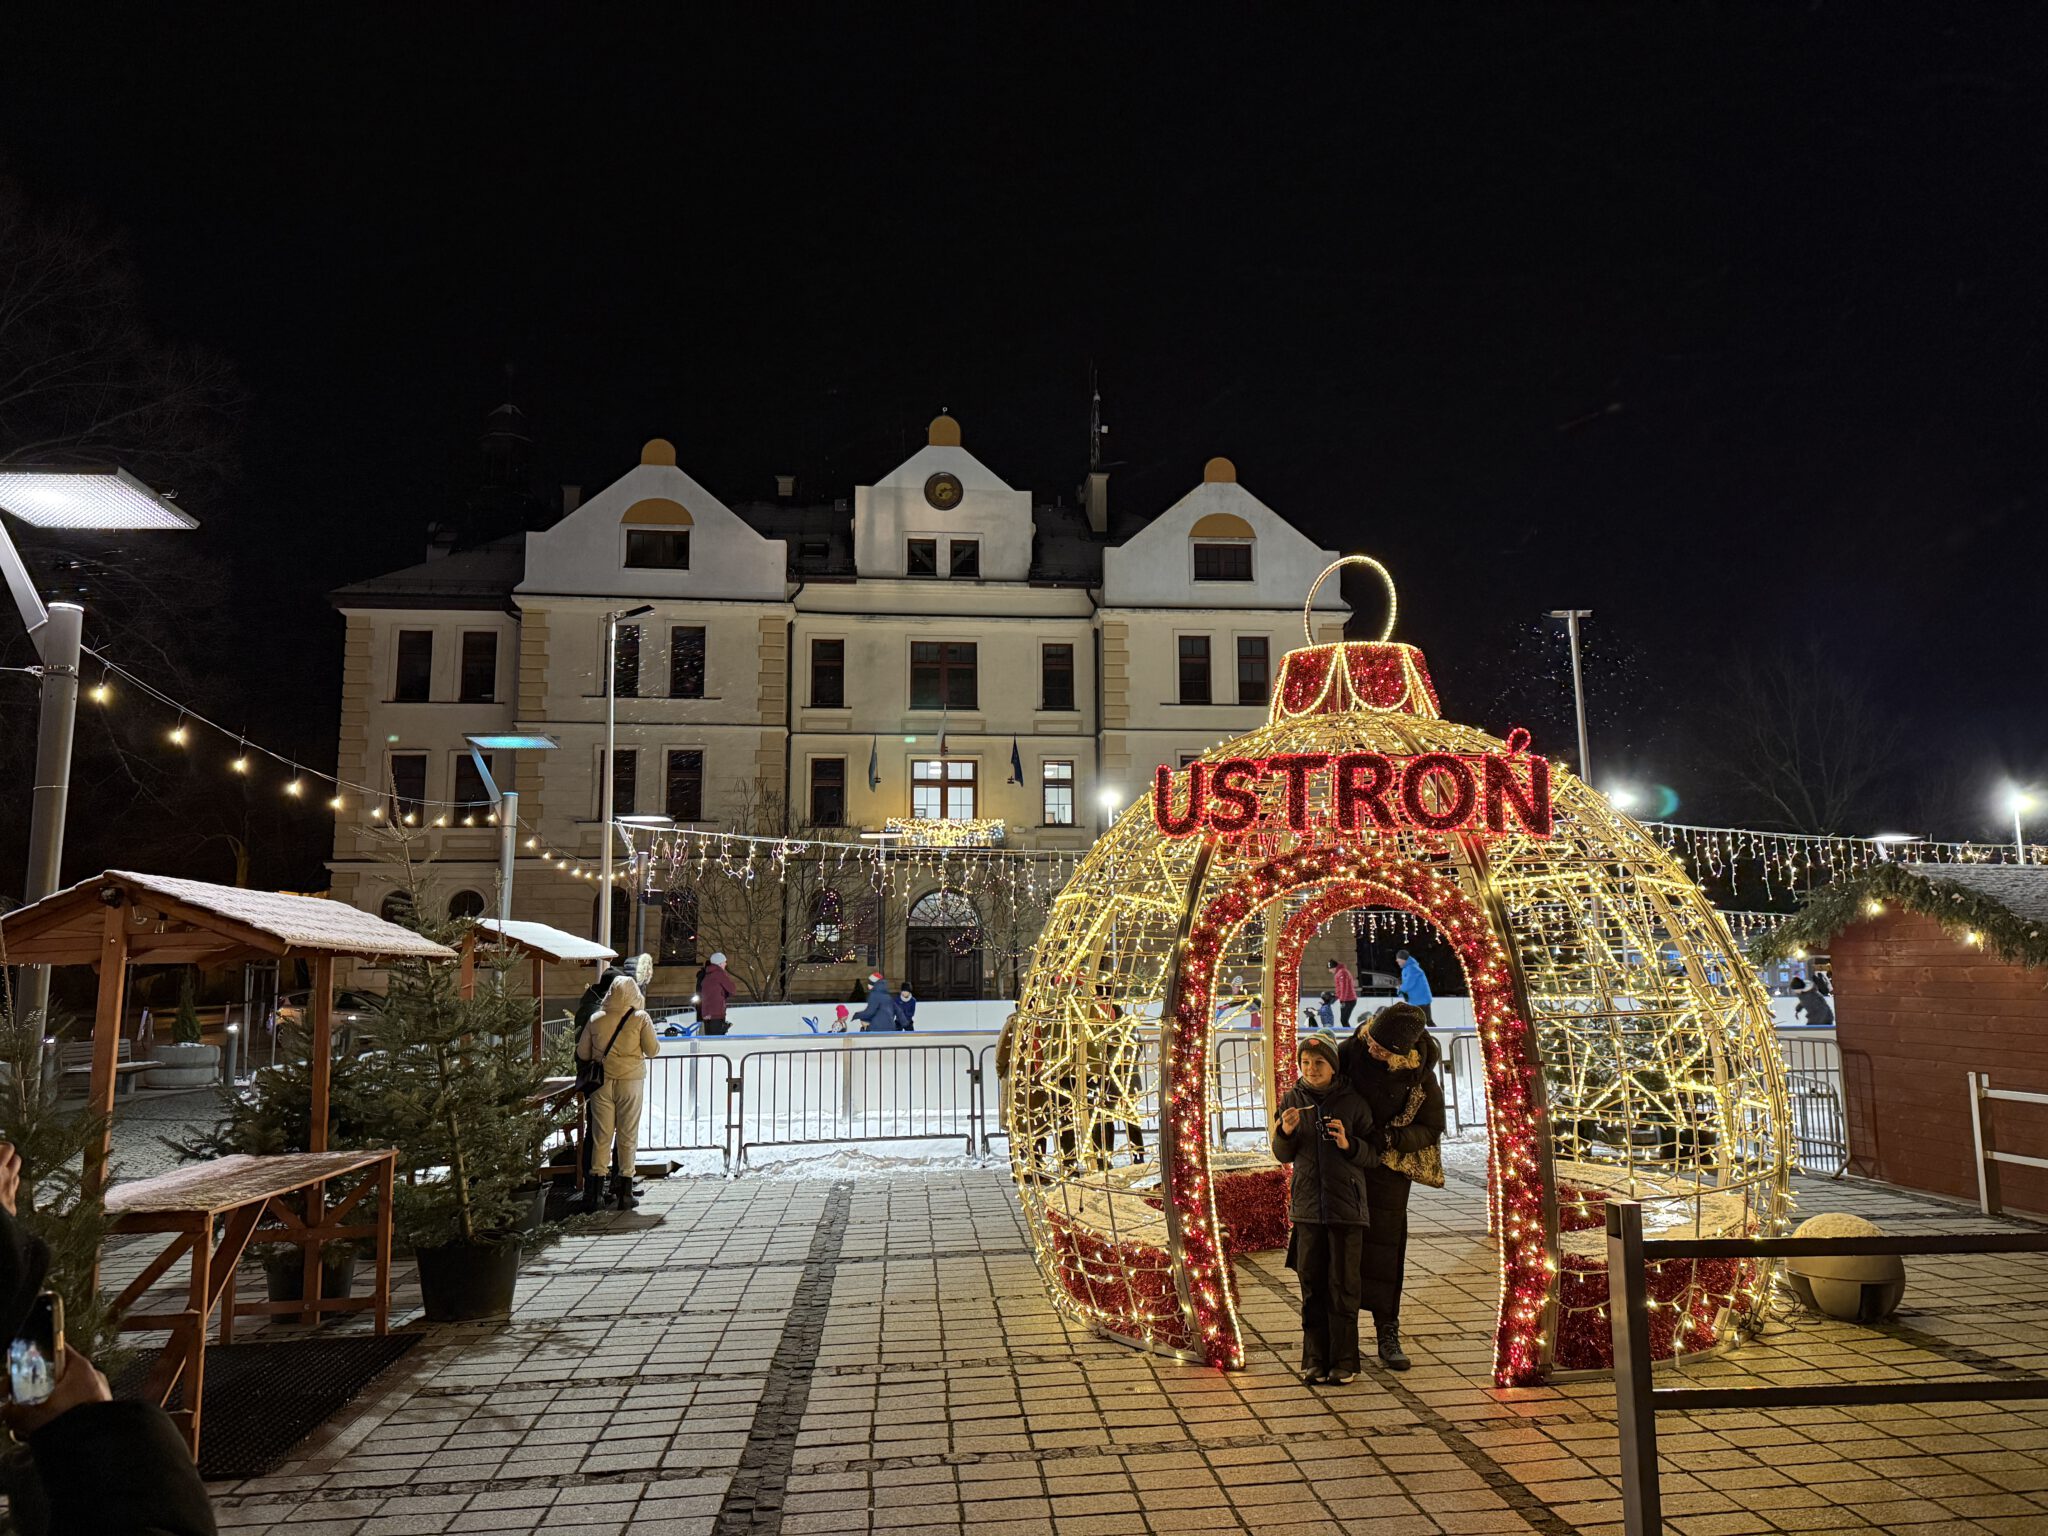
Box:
1271, 1035, 1375, 1385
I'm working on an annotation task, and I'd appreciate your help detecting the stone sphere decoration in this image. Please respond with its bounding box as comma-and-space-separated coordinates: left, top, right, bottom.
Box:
1787, 1212, 1907, 1322
1008, 557, 1794, 1385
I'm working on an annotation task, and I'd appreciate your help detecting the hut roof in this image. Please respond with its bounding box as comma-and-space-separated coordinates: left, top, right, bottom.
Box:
1, 871, 455, 968
473, 919, 615, 964
1752, 861, 2048, 971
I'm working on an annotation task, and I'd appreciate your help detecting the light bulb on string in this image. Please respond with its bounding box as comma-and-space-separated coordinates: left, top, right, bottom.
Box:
89, 667, 112, 705
230, 738, 250, 774
168, 714, 189, 747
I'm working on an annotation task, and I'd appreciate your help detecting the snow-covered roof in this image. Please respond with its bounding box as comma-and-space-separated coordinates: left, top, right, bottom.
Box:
2, 870, 456, 963
475, 919, 616, 964
1901, 863, 2048, 924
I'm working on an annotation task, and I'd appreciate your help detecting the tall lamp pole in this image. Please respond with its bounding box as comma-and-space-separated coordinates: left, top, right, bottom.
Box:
598, 605, 654, 970
2008, 789, 2037, 864
0, 468, 195, 1033
462, 732, 560, 925
1548, 608, 1595, 784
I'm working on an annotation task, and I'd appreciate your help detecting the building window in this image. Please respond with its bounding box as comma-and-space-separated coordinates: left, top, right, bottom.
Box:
1042, 760, 1074, 826
458, 631, 497, 703
811, 638, 845, 708
448, 889, 486, 921
625, 529, 690, 569
810, 757, 846, 827
1236, 636, 1270, 705
660, 890, 699, 966
910, 641, 977, 710
613, 623, 640, 698
389, 753, 427, 824
1193, 541, 1253, 581
665, 749, 704, 822
1178, 635, 1212, 705
906, 537, 938, 576
670, 626, 706, 699
912, 758, 976, 820
806, 889, 846, 961
949, 539, 981, 578
394, 630, 433, 702
610, 748, 638, 818
453, 752, 493, 819
1040, 643, 1074, 711
596, 892, 630, 953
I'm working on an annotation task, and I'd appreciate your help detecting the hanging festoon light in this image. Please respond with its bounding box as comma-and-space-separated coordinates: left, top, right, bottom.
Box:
1007, 556, 1792, 1387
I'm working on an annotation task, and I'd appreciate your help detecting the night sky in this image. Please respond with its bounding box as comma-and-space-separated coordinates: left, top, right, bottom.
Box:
4, 6, 2045, 885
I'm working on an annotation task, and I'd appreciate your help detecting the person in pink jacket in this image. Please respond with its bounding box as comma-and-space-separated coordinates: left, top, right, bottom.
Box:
697, 952, 737, 1035
1328, 958, 1359, 1027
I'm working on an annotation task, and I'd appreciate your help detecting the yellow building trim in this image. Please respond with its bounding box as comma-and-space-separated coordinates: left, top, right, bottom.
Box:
1190, 511, 1254, 539
622, 497, 693, 526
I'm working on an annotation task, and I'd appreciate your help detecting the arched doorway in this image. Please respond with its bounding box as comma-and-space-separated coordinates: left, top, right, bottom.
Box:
906, 890, 982, 999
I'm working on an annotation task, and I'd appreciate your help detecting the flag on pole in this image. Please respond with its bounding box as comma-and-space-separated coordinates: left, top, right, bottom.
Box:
1008, 737, 1024, 785
867, 736, 879, 791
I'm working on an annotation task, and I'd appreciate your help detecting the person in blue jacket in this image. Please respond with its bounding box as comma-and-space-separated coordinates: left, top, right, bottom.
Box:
896, 987, 918, 1029
854, 970, 905, 1032
1395, 948, 1433, 1025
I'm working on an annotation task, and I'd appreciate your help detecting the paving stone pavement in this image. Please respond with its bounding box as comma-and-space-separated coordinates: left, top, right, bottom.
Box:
112, 1151, 2045, 1536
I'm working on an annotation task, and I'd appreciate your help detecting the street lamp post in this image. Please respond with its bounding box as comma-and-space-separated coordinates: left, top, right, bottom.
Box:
462, 733, 560, 926
598, 605, 654, 970
1548, 608, 1594, 784
2007, 789, 2037, 864
0, 467, 195, 1032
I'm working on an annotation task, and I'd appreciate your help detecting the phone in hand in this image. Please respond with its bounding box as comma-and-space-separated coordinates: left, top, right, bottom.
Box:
9, 1290, 63, 1406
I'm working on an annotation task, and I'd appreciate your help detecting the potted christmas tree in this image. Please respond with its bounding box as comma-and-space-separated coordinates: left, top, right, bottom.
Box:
142, 969, 222, 1089
352, 862, 568, 1321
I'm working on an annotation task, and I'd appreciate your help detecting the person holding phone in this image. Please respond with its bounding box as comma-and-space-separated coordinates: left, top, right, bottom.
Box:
1270, 1036, 1375, 1386
0, 1143, 217, 1534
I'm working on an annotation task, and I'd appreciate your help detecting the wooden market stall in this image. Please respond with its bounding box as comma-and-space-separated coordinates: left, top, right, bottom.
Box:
458, 917, 615, 1057
1760, 862, 2048, 1213
0, 870, 454, 1455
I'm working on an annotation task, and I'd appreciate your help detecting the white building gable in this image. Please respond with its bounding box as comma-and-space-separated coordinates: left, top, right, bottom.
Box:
517, 438, 787, 600
852, 416, 1034, 579
1102, 458, 1345, 611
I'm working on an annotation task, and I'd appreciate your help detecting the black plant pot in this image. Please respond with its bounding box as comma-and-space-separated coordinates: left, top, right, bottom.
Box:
543, 1180, 580, 1224
263, 1246, 358, 1304
414, 1238, 523, 1322
512, 1184, 549, 1235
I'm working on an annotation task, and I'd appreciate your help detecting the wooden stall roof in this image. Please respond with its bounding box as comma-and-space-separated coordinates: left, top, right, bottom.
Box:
0, 870, 457, 969
472, 918, 616, 965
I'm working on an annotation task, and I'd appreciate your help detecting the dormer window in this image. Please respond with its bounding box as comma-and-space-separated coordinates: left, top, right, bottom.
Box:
907, 537, 939, 577
622, 498, 693, 570
949, 539, 981, 578
1190, 512, 1256, 581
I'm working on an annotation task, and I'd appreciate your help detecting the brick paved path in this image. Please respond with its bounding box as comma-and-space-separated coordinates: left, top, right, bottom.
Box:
197, 1156, 2048, 1536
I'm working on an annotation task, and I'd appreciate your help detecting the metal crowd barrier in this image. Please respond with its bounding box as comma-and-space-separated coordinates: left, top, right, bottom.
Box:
732, 1042, 980, 1168
640, 1053, 732, 1169
1605, 1197, 2048, 1536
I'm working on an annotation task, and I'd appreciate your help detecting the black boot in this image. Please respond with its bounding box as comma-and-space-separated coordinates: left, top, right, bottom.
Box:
611, 1174, 639, 1211
1376, 1320, 1411, 1371
576, 1177, 604, 1215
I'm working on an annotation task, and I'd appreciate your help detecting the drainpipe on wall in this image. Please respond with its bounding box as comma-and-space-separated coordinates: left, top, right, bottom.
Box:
778, 585, 803, 1000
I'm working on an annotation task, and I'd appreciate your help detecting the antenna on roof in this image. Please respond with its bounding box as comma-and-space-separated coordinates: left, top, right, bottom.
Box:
1088, 363, 1104, 472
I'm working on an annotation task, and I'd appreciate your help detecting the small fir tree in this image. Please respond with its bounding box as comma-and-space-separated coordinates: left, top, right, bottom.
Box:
172, 969, 203, 1046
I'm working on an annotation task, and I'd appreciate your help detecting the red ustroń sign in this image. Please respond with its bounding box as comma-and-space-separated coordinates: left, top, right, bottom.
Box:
1152, 750, 1553, 839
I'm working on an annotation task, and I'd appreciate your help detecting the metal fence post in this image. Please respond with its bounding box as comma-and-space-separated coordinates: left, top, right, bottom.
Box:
1606, 1198, 1662, 1536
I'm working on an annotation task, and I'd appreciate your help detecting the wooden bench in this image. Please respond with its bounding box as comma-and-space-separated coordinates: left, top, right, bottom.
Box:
58, 1039, 151, 1097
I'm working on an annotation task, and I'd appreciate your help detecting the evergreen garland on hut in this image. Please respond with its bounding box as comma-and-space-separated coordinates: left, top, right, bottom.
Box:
1751, 862, 2048, 971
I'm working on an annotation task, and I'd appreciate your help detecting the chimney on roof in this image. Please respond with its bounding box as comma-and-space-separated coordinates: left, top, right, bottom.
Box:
1081, 470, 1109, 535
775, 474, 796, 498
425, 521, 457, 562
561, 484, 583, 515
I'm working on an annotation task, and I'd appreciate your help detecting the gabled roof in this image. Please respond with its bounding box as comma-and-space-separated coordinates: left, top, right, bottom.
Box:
1, 870, 456, 968
474, 919, 616, 965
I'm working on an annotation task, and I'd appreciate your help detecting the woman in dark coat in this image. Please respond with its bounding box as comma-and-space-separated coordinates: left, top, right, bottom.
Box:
1336, 1003, 1445, 1370
1271, 1036, 1375, 1385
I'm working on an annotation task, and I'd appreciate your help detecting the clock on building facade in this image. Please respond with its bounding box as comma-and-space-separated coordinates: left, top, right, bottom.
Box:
924, 471, 963, 510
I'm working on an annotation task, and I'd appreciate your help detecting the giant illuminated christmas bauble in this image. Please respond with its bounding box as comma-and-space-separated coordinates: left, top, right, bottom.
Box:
1008, 559, 1792, 1385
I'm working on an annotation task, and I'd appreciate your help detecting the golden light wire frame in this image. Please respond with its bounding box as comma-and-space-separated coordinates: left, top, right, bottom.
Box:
1007, 559, 1793, 1384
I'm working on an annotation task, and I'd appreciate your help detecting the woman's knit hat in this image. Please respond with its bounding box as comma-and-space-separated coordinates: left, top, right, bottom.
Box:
1367, 1003, 1429, 1068
1297, 1035, 1341, 1073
